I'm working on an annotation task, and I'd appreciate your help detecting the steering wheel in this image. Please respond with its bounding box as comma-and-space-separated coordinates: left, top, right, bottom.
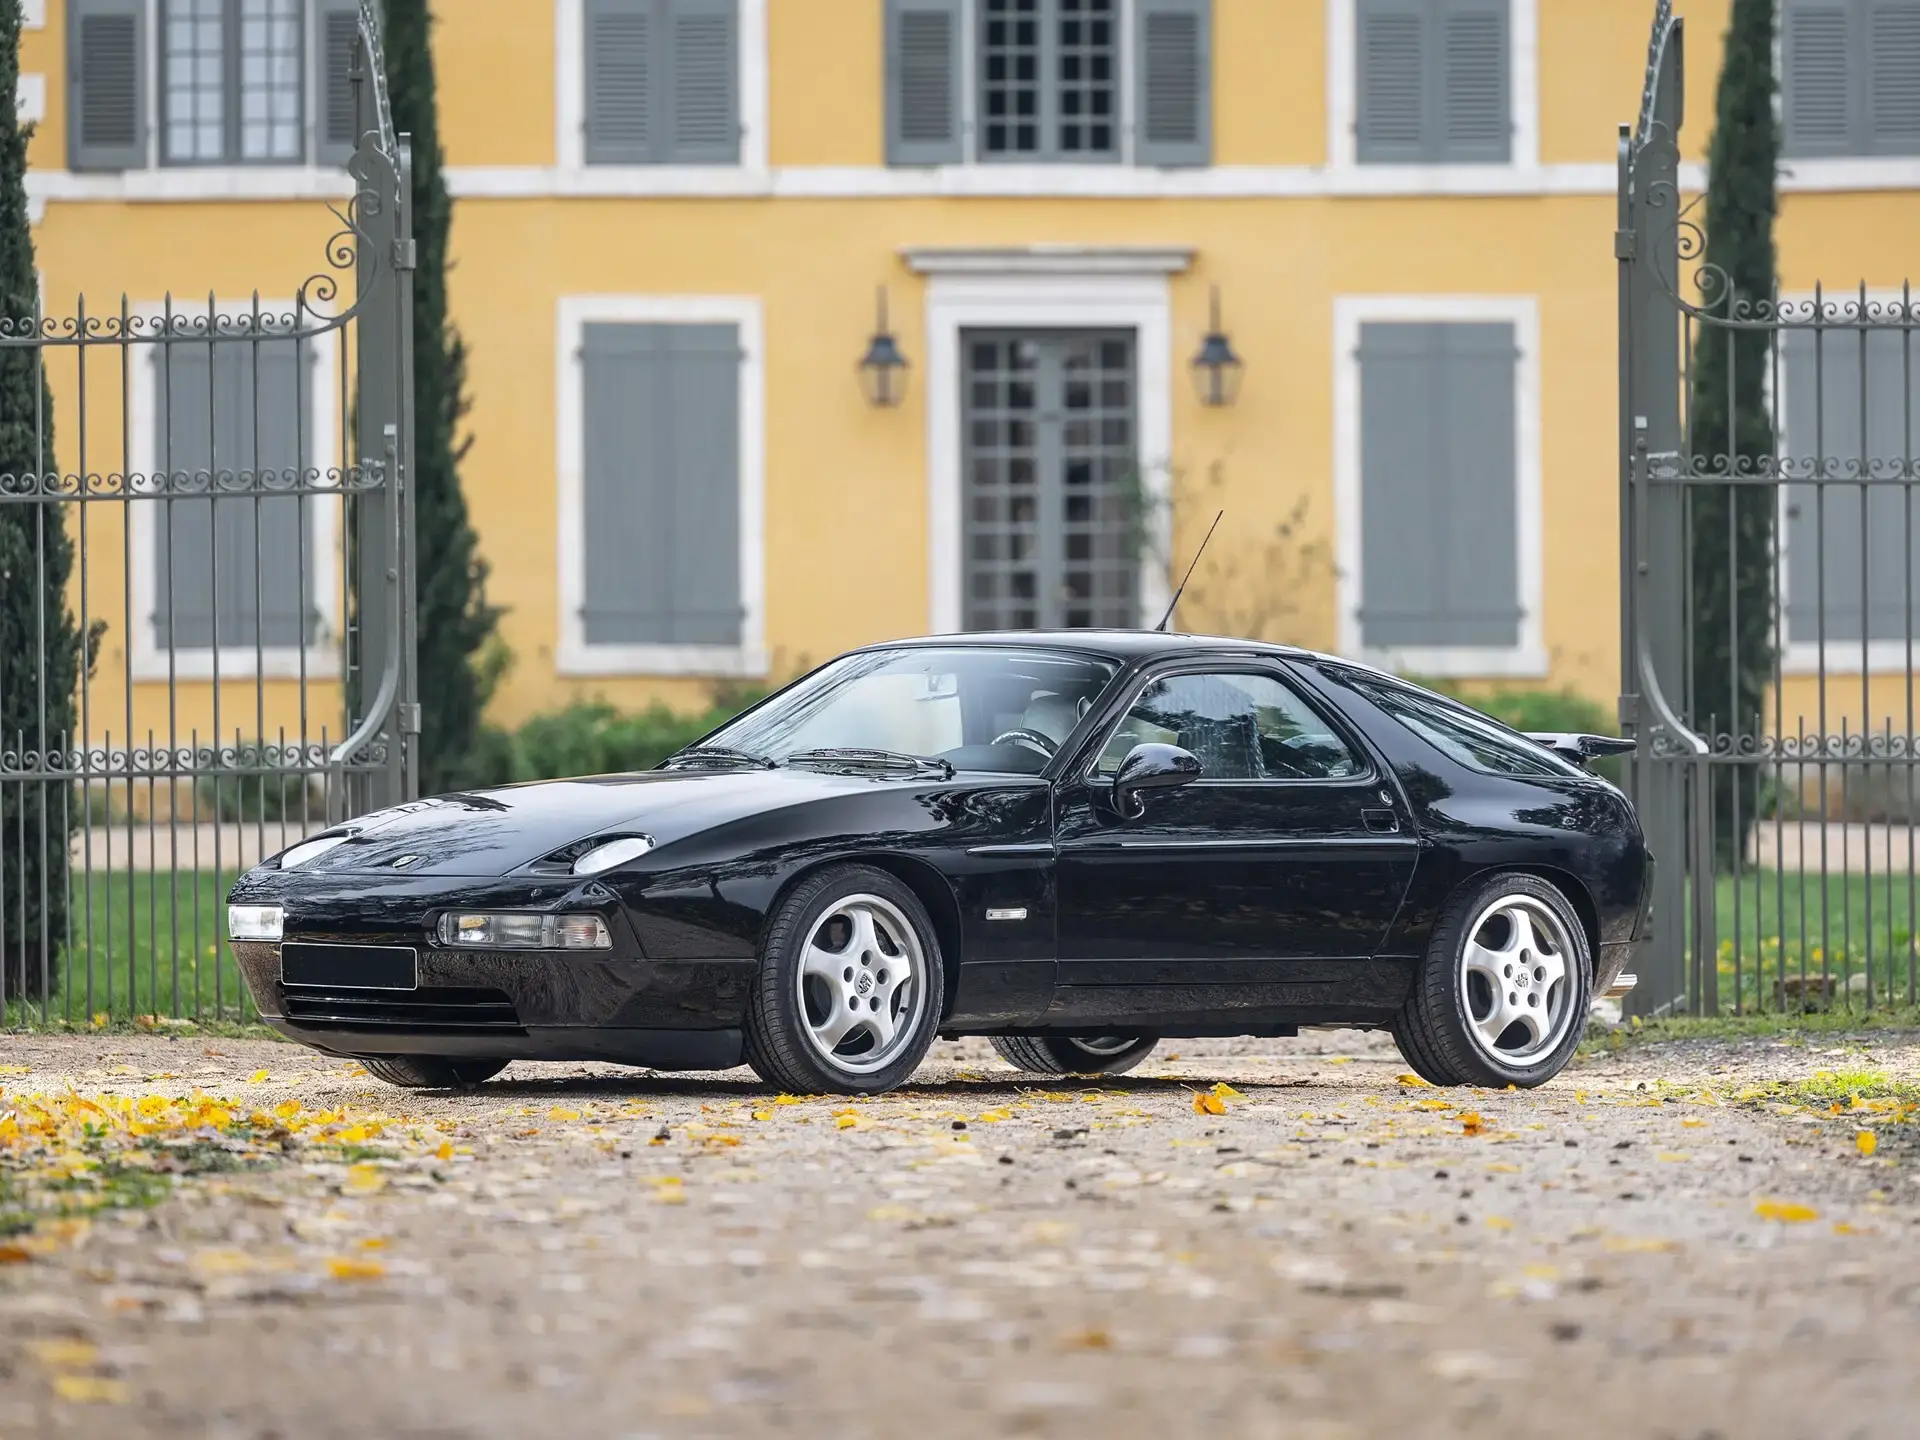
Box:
990, 727, 1060, 758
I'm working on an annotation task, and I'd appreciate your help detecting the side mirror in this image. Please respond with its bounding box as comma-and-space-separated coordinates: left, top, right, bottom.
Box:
1111, 742, 1202, 817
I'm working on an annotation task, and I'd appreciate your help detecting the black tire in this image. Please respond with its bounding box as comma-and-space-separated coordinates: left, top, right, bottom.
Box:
742, 864, 945, 1096
989, 1034, 1158, 1077
357, 1056, 510, 1089
1392, 871, 1592, 1088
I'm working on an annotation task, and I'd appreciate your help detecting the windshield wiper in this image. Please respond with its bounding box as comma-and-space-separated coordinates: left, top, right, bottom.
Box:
782, 747, 955, 779
661, 744, 776, 771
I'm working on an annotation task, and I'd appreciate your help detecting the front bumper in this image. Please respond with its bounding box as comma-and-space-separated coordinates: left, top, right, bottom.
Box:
232, 941, 753, 1069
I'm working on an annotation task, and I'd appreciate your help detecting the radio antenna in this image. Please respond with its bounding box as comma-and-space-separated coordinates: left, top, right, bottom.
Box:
1154, 510, 1223, 632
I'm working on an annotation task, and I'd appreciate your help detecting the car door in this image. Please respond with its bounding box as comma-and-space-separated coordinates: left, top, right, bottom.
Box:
1048, 663, 1419, 1025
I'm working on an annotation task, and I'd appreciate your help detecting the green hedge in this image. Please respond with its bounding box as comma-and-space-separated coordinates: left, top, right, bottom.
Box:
456, 684, 767, 789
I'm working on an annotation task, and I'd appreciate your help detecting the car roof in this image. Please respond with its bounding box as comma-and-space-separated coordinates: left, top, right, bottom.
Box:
853, 630, 1314, 663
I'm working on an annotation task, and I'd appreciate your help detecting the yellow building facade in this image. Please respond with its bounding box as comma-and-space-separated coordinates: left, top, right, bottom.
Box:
18, 0, 1920, 743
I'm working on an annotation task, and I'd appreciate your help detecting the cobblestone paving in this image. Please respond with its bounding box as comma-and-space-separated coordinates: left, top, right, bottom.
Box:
3, 1029, 1919, 1439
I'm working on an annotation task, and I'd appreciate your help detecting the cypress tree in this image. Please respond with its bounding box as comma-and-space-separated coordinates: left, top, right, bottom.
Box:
0, 0, 80, 1004
384, 0, 499, 796
1687, 0, 1779, 861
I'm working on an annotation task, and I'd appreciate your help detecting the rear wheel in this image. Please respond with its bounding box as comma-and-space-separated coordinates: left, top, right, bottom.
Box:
989, 1034, 1158, 1077
1392, 872, 1590, 1088
742, 865, 945, 1096
357, 1056, 509, 1090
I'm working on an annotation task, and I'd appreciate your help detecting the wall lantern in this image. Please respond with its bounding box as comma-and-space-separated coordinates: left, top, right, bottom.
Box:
1190, 285, 1244, 407
858, 287, 910, 408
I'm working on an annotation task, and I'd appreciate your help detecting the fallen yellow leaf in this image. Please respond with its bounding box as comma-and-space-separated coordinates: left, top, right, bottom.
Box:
1754, 1199, 1820, 1224
751, 1109, 774, 1122
548, 1107, 581, 1122
836, 1114, 860, 1130
977, 1108, 1012, 1123
1327, 1056, 1353, 1066
774, 1094, 803, 1106
433, 1140, 454, 1162
326, 1256, 386, 1280
248, 1069, 270, 1084
53, 1374, 129, 1405
1193, 1092, 1226, 1116
29, 1339, 100, 1369
1063, 1328, 1112, 1350
0, 1243, 30, 1264
1211, 1082, 1242, 1099
1397, 1073, 1434, 1087
1484, 1215, 1515, 1231
343, 1162, 385, 1195
1602, 1235, 1679, 1253
1459, 1112, 1486, 1136
1856, 1130, 1878, 1157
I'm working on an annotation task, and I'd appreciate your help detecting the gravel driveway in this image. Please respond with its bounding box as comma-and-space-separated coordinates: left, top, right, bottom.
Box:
3, 1028, 1918, 1439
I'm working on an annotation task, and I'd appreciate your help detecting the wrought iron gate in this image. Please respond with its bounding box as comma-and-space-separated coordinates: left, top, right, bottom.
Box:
0, 3, 414, 1026
1621, 2, 1919, 1016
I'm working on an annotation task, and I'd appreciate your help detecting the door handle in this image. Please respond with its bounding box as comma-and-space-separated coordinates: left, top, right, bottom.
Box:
1362, 808, 1399, 834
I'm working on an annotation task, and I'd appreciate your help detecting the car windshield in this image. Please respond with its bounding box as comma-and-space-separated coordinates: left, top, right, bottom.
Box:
699, 647, 1121, 774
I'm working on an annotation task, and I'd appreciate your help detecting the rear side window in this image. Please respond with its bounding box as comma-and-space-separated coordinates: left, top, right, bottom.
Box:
1348, 678, 1581, 779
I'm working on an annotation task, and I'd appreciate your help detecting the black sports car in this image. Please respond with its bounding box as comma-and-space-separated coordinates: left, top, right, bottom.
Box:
228, 633, 1647, 1095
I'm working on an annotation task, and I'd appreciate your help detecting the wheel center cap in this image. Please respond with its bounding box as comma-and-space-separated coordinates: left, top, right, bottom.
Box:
855, 972, 874, 996
1515, 971, 1530, 989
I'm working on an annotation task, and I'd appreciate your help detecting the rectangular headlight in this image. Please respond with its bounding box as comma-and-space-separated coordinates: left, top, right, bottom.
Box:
436, 912, 611, 950
228, 904, 284, 942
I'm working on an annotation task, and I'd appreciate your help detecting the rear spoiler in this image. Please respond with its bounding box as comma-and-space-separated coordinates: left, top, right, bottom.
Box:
1525, 733, 1636, 769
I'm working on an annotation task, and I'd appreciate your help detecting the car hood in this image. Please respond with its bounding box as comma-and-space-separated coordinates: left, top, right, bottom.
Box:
272, 768, 924, 878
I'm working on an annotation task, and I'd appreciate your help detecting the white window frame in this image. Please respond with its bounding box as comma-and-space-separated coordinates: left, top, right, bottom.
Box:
555, 294, 766, 677
553, 0, 769, 178
907, 247, 1186, 633
1777, 288, 1920, 675
1333, 293, 1545, 679
1325, 0, 1539, 179
126, 299, 342, 681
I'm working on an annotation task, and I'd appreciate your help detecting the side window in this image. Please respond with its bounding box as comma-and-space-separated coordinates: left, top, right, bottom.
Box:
1095, 672, 1363, 781
1352, 678, 1578, 778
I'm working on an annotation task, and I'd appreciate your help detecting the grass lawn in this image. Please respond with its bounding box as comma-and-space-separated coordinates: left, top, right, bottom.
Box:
4, 869, 256, 1028
1714, 867, 1920, 1010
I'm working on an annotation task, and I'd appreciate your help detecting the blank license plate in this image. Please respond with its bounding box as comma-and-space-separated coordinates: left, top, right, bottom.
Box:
281, 943, 418, 991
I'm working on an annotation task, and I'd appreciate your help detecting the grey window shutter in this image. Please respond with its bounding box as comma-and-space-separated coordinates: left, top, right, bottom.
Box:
155, 340, 218, 649
1356, 0, 1427, 164
667, 0, 740, 163
886, 0, 964, 165
1868, 0, 1920, 154
1135, 0, 1210, 167
1782, 328, 1920, 643
584, 0, 656, 163
1438, 0, 1508, 162
1783, 0, 1858, 156
1358, 322, 1519, 649
67, 0, 146, 171
581, 324, 742, 647
242, 337, 313, 649
316, 0, 363, 167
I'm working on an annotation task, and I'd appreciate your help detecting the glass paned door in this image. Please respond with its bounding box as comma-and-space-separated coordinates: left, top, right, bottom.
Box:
963, 330, 1138, 630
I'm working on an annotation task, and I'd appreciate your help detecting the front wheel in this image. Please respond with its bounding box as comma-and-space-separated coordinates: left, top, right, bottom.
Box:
357, 1056, 509, 1089
1392, 872, 1591, 1088
990, 1034, 1158, 1077
742, 865, 945, 1096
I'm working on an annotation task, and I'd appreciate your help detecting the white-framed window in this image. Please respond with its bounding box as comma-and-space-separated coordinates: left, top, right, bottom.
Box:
67, 0, 363, 172
555, 0, 768, 171
906, 248, 1184, 632
555, 296, 766, 677
1778, 293, 1920, 673
126, 301, 341, 681
1333, 295, 1545, 679
1326, 0, 1537, 173
883, 0, 1211, 168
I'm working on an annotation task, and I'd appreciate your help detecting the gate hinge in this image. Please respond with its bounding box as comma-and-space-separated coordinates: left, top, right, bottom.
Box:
1617, 693, 1641, 731
393, 238, 417, 271
1614, 229, 1637, 260
399, 702, 422, 736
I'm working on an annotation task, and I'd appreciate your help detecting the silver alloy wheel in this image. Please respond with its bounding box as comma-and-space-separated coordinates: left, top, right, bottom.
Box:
1068, 1036, 1139, 1056
795, 893, 928, 1076
1457, 894, 1577, 1066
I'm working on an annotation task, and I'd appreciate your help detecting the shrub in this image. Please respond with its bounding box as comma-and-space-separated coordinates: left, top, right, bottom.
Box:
456, 688, 769, 790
